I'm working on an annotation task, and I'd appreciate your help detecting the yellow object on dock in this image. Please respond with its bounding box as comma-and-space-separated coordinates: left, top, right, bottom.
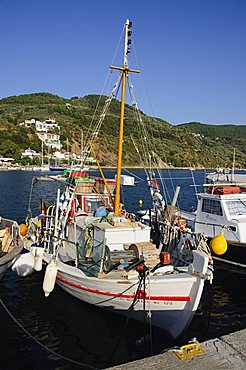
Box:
173, 340, 206, 360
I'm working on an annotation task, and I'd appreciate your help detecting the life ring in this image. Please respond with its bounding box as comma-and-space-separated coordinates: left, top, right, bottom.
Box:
68, 199, 76, 222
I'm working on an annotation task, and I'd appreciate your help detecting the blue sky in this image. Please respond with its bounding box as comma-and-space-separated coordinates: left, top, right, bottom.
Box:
0, 0, 246, 125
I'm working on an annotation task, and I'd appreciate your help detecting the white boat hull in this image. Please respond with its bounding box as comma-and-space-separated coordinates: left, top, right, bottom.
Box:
48, 256, 205, 339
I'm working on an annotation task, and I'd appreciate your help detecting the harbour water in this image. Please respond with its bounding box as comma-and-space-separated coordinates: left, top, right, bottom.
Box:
0, 169, 246, 369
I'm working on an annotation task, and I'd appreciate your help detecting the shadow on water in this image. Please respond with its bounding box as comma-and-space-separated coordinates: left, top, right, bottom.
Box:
0, 270, 173, 369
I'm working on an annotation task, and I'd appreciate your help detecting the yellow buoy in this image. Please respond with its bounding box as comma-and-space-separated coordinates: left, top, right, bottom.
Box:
139, 199, 143, 207
19, 223, 28, 236
210, 232, 228, 255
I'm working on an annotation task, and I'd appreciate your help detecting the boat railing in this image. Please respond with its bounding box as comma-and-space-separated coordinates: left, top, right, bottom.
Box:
0, 217, 19, 240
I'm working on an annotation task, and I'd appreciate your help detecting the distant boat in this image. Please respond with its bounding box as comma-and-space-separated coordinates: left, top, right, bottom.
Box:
206, 149, 246, 186
206, 168, 246, 186
49, 163, 70, 172
49, 164, 90, 173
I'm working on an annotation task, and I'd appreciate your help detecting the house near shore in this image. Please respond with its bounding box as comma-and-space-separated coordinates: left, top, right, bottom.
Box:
0, 157, 14, 164
21, 148, 40, 159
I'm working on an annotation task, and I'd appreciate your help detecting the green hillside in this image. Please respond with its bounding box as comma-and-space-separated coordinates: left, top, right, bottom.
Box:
177, 122, 246, 167
0, 93, 246, 168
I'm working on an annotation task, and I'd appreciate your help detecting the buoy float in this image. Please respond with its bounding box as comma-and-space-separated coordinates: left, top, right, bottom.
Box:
210, 232, 228, 255
34, 247, 44, 272
139, 199, 143, 207
11, 251, 35, 276
19, 223, 28, 236
43, 260, 58, 297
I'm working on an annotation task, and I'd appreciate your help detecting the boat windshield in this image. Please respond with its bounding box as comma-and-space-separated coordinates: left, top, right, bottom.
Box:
86, 199, 105, 213
201, 199, 223, 216
225, 200, 246, 216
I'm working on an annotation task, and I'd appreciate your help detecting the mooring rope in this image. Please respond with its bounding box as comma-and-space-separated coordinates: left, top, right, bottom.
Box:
213, 256, 246, 269
0, 296, 98, 369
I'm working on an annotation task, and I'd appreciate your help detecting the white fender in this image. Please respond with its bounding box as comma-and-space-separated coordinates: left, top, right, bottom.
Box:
190, 250, 209, 276
30, 245, 37, 256
11, 251, 35, 277
43, 260, 58, 297
34, 247, 44, 272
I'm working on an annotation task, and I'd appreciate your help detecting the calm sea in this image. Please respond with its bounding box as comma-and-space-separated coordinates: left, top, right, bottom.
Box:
0, 169, 245, 369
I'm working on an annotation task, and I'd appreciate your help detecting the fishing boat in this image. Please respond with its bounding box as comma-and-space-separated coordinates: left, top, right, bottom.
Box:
20, 20, 214, 339
0, 217, 23, 279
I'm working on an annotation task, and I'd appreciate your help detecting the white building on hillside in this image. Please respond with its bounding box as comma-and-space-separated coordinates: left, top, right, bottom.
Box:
35, 118, 61, 150
20, 117, 62, 152
35, 118, 60, 132
21, 148, 40, 159
19, 118, 36, 128
36, 132, 61, 150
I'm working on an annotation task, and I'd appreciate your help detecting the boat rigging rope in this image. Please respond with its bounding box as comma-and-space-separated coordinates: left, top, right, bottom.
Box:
83, 71, 122, 165
127, 75, 173, 205
190, 167, 199, 203
213, 256, 246, 269
26, 177, 35, 220
0, 296, 98, 369
130, 40, 179, 206
95, 280, 139, 305
106, 270, 152, 366
147, 273, 153, 355
125, 270, 148, 321
83, 25, 125, 162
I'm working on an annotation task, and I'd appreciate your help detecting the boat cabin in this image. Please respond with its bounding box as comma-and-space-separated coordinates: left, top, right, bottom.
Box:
75, 193, 111, 214
72, 176, 116, 215
193, 187, 246, 245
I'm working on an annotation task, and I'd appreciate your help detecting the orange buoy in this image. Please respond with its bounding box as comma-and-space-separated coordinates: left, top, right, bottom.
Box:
19, 223, 28, 236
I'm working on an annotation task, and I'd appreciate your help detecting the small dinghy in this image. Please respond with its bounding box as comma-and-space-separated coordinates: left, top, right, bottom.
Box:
0, 217, 23, 279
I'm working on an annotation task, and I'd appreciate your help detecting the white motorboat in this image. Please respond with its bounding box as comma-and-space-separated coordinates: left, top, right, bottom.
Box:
181, 183, 246, 263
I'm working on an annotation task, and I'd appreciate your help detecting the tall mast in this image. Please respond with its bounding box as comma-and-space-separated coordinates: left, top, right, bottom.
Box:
110, 19, 140, 216
232, 148, 236, 182
41, 139, 44, 167
81, 129, 84, 164
66, 138, 69, 165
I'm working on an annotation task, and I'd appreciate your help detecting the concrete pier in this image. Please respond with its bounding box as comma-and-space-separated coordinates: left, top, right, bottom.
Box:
107, 328, 246, 370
